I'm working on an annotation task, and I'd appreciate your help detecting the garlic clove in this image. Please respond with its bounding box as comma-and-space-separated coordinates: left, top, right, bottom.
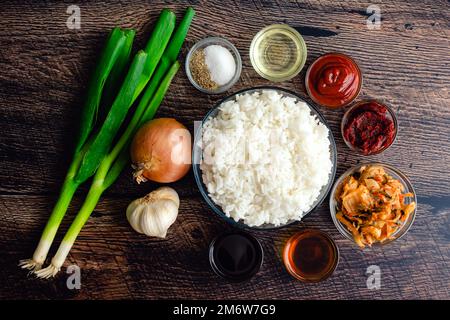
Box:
142, 200, 179, 238
126, 200, 144, 234
139, 204, 158, 237
156, 200, 179, 234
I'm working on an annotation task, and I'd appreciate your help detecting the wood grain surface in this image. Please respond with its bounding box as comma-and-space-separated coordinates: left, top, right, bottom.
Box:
1, 0, 449, 300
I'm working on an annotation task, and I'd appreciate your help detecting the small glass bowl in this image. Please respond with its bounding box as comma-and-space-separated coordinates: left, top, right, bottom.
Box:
249, 24, 307, 82
185, 37, 242, 94
192, 86, 337, 230
341, 100, 398, 156
329, 162, 417, 248
305, 52, 362, 109
283, 229, 339, 283
209, 230, 264, 282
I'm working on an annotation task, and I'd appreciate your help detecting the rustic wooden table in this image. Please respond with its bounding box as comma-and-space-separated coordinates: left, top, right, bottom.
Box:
1, 0, 449, 300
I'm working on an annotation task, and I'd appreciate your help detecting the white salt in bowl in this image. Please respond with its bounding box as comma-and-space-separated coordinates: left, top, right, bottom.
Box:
186, 37, 242, 94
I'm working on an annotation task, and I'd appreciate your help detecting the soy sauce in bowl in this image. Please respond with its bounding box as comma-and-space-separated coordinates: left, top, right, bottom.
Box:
209, 231, 263, 282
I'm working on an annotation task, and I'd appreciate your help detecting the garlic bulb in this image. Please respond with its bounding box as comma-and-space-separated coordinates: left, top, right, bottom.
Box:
126, 187, 179, 238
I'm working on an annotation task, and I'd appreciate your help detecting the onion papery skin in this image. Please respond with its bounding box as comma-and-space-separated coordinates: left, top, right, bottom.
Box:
130, 118, 192, 183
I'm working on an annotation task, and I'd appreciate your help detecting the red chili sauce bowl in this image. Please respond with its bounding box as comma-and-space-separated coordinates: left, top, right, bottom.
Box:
305, 52, 362, 108
341, 100, 398, 156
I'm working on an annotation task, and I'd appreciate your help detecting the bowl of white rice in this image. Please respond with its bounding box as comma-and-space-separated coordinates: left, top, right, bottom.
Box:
193, 87, 337, 229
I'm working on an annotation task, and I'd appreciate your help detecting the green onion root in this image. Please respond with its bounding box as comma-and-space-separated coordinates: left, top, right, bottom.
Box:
35, 180, 103, 279
19, 174, 79, 272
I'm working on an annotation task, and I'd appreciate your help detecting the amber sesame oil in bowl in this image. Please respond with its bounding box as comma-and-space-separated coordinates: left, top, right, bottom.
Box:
250, 24, 307, 82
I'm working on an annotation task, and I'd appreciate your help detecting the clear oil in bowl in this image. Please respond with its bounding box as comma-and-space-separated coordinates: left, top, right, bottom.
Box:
250, 24, 307, 82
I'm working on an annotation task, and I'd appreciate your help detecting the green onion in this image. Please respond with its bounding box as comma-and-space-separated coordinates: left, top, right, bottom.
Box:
75, 10, 176, 183
74, 50, 150, 184
76, 28, 135, 153
35, 61, 181, 278
102, 7, 195, 169
136, 7, 195, 116
19, 28, 135, 272
20, 9, 180, 274
24, 7, 194, 278
100, 29, 136, 112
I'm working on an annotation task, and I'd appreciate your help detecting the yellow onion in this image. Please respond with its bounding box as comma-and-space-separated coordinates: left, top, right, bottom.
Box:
130, 118, 191, 183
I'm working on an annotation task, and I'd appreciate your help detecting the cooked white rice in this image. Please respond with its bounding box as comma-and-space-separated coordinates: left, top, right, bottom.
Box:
200, 90, 332, 226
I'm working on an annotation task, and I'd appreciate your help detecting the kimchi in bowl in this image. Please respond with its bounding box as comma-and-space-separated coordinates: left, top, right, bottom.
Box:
330, 162, 417, 248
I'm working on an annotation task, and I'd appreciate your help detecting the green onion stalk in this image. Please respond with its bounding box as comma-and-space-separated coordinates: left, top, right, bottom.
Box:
19, 27, 136, 272
20, 8, 193, 275
35, 61, 181, 278
20, 7, 194, 278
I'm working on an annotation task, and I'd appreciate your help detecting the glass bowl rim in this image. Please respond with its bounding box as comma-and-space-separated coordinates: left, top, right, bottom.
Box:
305, 51, 363, 109
282, 228, 340, 282
208, 230, 264, 282
185, 36, 242, 94
249, 24, 308, 82
329, 162, 417, 247
340, 99, 399, 156
192, 86, 338, 230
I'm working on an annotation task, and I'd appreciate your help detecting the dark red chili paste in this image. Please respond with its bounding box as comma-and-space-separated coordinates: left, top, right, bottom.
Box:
343, 101, 396, 155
